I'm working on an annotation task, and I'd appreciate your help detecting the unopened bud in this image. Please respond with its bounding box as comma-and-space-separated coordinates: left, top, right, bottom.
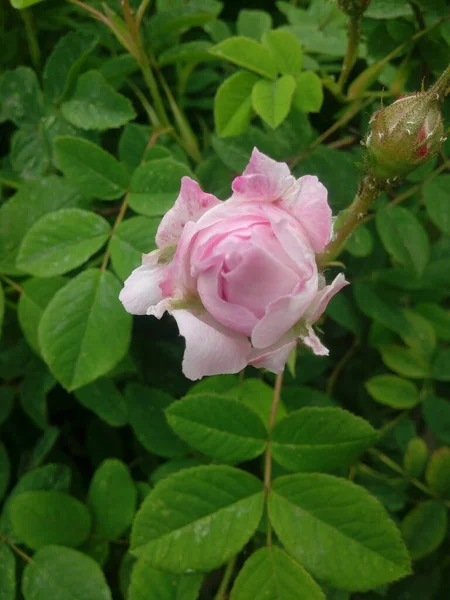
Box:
365, 91, 444, 180
337, 0, 371, 17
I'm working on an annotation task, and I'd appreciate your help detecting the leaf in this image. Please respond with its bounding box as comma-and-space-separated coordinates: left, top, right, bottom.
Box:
401, 501, 447, 560
0, 542, 15, 600
39, 269, 132, 391
61, 71, 136, 131
424, 175, 450, 234
262, 29, 303, 76
252, 75, 296, 128
75, 378, 128, 427
54, 137, 130, 201
426, 448, 450, 499
88, 459, 137, 540
212, 127, 273, 171
403, 437, 428, 478
10, 490, 91, 550
379, 345, 429, 379
0, 284, 4, 338
326, 292, 362, 337
269, 473, 411, 591
43, 32, 98, 103
271, 407, 378, 473
118, 124, 152, 170
126, 384, 188, 458
10, 125, 49, 179
365, 375, 419, 409
228, 378, 287, 426
0, 67, 43, 126
129, 159, 193, 216
423, 395, 450, 445
166, 393, 267, 464
11, 0, 46, 7
210, 37, 277, 79
22, 546, 112, 600
292, 70, 324, 113
415, 303, 450, 342
28, 426, 60, 470
376, 207, 430, 276
0, 387, 14, 426
18, 277, 67, 354
110, 216, 158, 282
400, 309, 436, 358
366, 0, 413, 18
214, 71, 259, 137
230, 546, 325, 600
0, 443, 10, 502
131, 466, 264, 573
149, 2, 222, 38
158, 41, 214, 66
353, 283, 411, 338
17, 209, 111, 277
237, 10, 272, 40
20, 357, 55, 429
431, 348, 450, 381
129, 556, 203, 600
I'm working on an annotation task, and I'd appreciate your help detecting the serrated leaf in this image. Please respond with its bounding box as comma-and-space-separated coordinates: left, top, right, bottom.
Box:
17, 209, 110, 277
75, 378, 128, 427
401, 501, 447, 560
292, 70, 324, 113
365, 375, 419, 408
10, 490, 91, 549
22, 546, 112, 600
210, 37, 277, 79
61, 71, 136, 131
131, 466, 264, 573
262, 29, 303, 76
166, 393, 267, 464
129, 556, 203, 600
0, 542, 15, 600
214, 71, 259, 137
39, 269, 132, 390
129, 159, 193, 216
424, 175, 450, 234
252, 75, 296, 128
54, 137, 129, 201
230, 546, 325, 600
269, 473, 411, 591
110, 216, 158, 282
0, 67, 43, 126
271, 407, 378, 473
88, 459, 137, 540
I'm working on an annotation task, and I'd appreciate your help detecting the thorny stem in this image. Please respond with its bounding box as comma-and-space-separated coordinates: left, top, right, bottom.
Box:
101, 194, 130, 271
264, 371, 285, 546
338, 15, 361, 90
213, 555, 237, 600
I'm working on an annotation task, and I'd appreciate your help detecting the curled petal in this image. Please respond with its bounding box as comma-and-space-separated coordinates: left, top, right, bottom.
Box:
172, 309, 251, 380
119, 261, 168, 315
249, 340, 297, 373
305, 273, 349, 324
156, 177, 221, 249
301, 326, 329, 356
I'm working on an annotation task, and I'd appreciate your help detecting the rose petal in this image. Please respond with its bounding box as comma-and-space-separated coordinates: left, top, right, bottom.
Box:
301, 326, 329, 356
156, 177, 221, 249
305, 273, 349, 324
249, 340, 296, 373
172, 309, 251, 380
119, 261, 168, 315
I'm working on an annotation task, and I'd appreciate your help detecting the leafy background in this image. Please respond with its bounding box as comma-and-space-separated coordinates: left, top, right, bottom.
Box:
1, 0, 450, 598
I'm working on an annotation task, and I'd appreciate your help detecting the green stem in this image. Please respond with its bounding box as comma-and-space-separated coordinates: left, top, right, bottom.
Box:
138, 55, 171, 127
101, 193, 130, 271
0, 535, 33, 563
0, 275, 23, 295
21, 8, 40, 70
214, 556, 237, 600
338, 15, 361, 90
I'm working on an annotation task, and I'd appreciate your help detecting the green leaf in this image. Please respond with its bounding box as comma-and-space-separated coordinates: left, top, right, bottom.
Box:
0, 67, 43, 126
210, 37, 277, 79
20, 357, 54, 429
119, 124, 152, 170
353, 284, 411, 338
0, 284, 4, 338
366, 375, 419, 409
426, 448, 450, 499
0, 443, 10, 502
262, 29, 303, 76
150, 458, 203, 486
230, 546, 325, 600
252, 75, 296, 128
379, 345, 429, 379
166, 393, 267, 464
149, 2, 222, 38
415, 303, 450, 342
366, 0, 413, 18
18, 277, 67, 354
401, 501, 447, 560
54, 137, 129, 201
10, 125, 49, 178
237, 10, 272, 40
376, 207, 430, 276
228, 379, 287, 426
43, 32, 98, 103
214, 71, 259, 137
292, 70, 324, 113
431, 348, 450, 381
126, 383, 188, 458
0, 177, 81, 275
423, 395, 450, 445
158, 41, 214, 66
22, 546, 112, 600
28, 427, 60, 470
131, 465, 264, 573
0, 542, 15, 600
400, 309, 436, 358
0, 387, 15, 426
17, 209, 110, 277
211, 127, 272, 171
11, 0, 46, 9
271, 407, 378, 473
186, 374, 239, 396
269, 473, 411, 591
129, 159, 193, 216
88, 459, 137, 540
10, 491, 91, 550
75, 378, 128, 427
61, 71, 136, 131
79, 537, 110, 567
326, 292, 362, 337
403, 437, 428, 478
129, 556, 203, 600
424, 175, 450, 234
39, 269, 132, 391
110, 216, 158, 282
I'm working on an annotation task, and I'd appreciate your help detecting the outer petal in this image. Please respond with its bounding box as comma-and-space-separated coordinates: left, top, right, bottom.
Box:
301, 326, 329, 356
119, 261, 168, 315
279, 175, 332, 253
305, 273, 349, 324
172, 309, 251, 380
156, 177, 221, 249
231, 148, 298, 203
249, 340, 296, 373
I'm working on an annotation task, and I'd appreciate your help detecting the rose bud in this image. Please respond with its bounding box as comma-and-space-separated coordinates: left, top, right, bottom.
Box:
365, 91, 444, 181
119, 149, 348, 380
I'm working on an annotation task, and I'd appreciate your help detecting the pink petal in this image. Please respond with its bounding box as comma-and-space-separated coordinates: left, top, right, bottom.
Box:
305, 273, 349, 324
156, 177, 221, 249
232, 148, 297, 203
119, 262, 168, 315
172, 309, 251, 380
301, 326, 329, 356
249, 340, 296, 373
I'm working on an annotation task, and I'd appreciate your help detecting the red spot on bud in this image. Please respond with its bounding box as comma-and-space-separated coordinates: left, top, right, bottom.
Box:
416, 126, 429, 158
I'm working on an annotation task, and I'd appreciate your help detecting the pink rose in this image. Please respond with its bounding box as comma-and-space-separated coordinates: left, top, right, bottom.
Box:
120, 149, 348, 380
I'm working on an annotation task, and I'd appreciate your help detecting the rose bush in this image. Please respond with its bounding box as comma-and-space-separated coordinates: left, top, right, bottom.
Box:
120, 149, 348, 379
